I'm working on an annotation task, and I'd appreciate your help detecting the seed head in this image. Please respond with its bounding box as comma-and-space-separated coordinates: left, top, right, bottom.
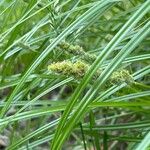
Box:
58, 41, 96, 62
48, 60, 89, 78
110, 70, 134, 85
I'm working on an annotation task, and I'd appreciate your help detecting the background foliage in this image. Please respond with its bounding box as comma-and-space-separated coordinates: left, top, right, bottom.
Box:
0, 0, 150, 149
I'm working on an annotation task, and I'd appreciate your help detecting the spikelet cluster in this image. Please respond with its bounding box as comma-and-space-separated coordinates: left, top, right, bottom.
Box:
48, 60, 134, 85
48, 60, 89, 78
58, 41, 96, 62
48, 41, 134, 85
110, 70, 134, 85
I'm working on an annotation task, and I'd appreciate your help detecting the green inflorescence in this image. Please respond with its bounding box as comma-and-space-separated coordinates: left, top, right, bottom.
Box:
58, 41, 96, 62
110, 70, 134, 85
49, 42, 134, 85
48, 60, 89, 78
48, 60, 134, 85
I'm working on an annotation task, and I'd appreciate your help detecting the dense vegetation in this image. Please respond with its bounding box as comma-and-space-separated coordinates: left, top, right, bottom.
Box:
0, 0, 150, 149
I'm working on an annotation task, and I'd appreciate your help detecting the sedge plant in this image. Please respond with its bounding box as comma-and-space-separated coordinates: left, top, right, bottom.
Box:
0, 0, 150, 149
